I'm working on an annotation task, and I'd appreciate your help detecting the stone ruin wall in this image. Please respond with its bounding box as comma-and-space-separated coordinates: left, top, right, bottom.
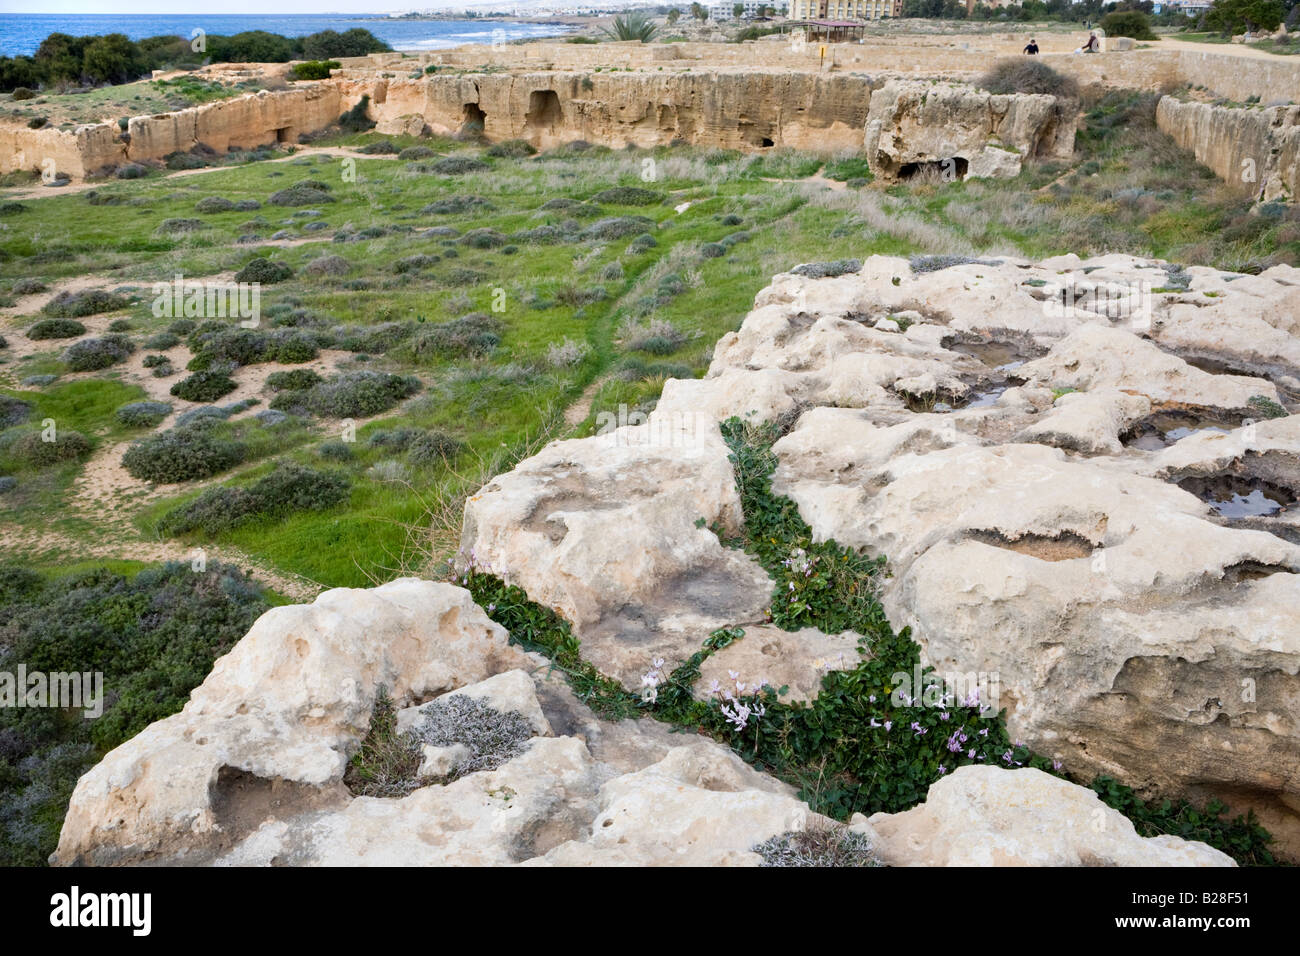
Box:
1156, 96, 1300, 202
4, 41, 1299, 191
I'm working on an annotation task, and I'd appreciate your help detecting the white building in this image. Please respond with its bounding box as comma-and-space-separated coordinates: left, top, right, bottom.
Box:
709, 1, 789, 20
787, 0, 900, 21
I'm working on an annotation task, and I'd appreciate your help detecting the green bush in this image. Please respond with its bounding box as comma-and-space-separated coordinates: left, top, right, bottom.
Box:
0, 562, 269, 866
422, 195, 495, 215
0, 395, 32, 428
266, 368, 323, 391
41, 289, 128, 318
339, 93, 375, 133
62, 334, 134, 371
234, 257, 293, 284
1100, 10, 1158, 41
26, 318, 85, 340
270, 370, 420, 418
429, 156, 490, 175
399, 313, 503, 362
156, 217, 206, 234
143, 331, 180, 350
195, 195, 235, 213
121, 424, 247, 482
159, 462, 350, 536
268, 181, 334, 207
485, 139, 537, 158
6, 429, 92, 467
170, 370, 238, 403
591, 186, 664, 206
289, 59, 339, 80
115, 400, 172, 428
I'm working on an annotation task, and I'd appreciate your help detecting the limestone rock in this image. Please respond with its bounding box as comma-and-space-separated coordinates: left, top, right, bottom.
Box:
862, 766, 1235, 866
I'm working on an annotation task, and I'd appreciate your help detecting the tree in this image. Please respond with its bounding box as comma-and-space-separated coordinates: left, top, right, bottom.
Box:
1100, 9, 1158, 38
691, 2, 709, 20
735, 3, 746, 16
667, 7, 682, 22
602, 12, 661, 41
82, 33, 147, 85
1204, 0, 1285, 32
34, 33, 88, 85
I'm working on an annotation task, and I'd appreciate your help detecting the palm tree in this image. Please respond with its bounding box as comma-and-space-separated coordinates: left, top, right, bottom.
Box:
602, 12, 661, 42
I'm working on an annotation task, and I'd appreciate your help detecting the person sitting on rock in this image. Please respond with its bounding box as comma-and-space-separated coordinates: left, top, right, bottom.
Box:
1023, 38, 1039, 55
1084, 32, 1100, 53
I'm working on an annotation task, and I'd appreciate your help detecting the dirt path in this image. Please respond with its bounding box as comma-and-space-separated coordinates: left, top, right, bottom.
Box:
564, 375, 609, 428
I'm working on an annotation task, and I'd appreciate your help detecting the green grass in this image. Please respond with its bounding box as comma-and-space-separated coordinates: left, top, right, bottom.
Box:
3, 114, 1292, 589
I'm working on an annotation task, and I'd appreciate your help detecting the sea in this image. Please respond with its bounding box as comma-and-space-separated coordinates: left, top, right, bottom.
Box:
0, 13, 574, 58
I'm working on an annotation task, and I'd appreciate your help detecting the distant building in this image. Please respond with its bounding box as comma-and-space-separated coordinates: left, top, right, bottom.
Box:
787, 0, 901, 21
1151, 0, 1211, 13
709, 1, 790, 19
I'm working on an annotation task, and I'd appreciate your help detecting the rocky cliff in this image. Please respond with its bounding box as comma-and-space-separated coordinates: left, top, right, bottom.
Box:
54, 252, 1300, 867
863, 80, 1076, 182
1156, 96, 1300, 202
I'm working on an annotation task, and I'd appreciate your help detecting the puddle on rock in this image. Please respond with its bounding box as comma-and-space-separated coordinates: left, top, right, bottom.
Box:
1123, 411, 1237, 450
946, 336, 1042, 370
968, 529, 1095, 561
1178, 475, 1294, 518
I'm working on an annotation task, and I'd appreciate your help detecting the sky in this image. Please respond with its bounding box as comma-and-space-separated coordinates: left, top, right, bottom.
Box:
0, 2, 479, 13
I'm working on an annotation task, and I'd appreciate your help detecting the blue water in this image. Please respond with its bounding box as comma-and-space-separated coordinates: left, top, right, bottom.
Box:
0, 14, 573, 57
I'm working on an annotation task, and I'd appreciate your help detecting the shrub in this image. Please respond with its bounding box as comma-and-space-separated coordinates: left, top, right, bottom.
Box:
12, 277, 47, 295
791, 259, 862, 279
121, 425, 246, 482
700, 242, 726, 259
623, 317, 687, 355
62, 334, 134, 371
269, 182, 335, 207
407, 431, 465, 465
195, 196, 235, 213
11, 87, 34, 100
546, 337, 589, 367
159, 462, 350, 536
753, 826, 879, 867
428, 156, 489, 175
909, 254, 1001, 274
165, 151, 209, 170
0, 562, 269, 866
628, 232, 658, 253
303, 254, 351, 277
409, 694, 535, 781
115, 401, 171, 428
460, 228, 506, 249
27, 117, 46, 129
233, 199, 262, 211
422, 195, 495, 215
107, 318, 133, 333
143, 331, 180, 350
318, 439, 353, 461
289, 59, 340, 81
266, 368, 323, 391
170, 370, 237, 403
156, 217, 206, 234
234, 257, 293, 284
582, 216, 655, 240
115, 163, 148, 180
591, 186, 664, 206
273, 370, 420, 418
42, 289, 128, 318
26, 318, 85, 340
977, 58, 1079, 98
398, 145, 437, 160
7, 429, 92, 467
358, 138, 398, 154
400, 313, 503, 361
485, 139, 537, 158
0, 477, 15, 494
394, 254, 441, 274
0, 395, 33, 428
1101, 10, 1157, 41
142, 353, 170, 369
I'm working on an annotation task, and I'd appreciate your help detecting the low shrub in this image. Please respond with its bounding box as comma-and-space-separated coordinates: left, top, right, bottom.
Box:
339, 94, 375, 133
26, 318, 86, 340
358, 138, 398, 154
421, 195, 495, 215
398, 145, 437, 160
6, 429, 92, 467
0, 395, 34, 427
62, 334, 134, 371
303, 254, 351, 276
159, 462, 351, 536
399, 313, 503, 361
977, 58, 1079, 98
195, 196, 235, 213
121, 425, 246, 482
41, 289, 128, 318
791, 259, 862, 279
143, 331, 180, 350
234, 257, 294, 284
271, 370, 420, 418
12, 278, 47, 295
591, 186, 664, 206
156, 217, 206, 235
289, 59, 340, 81
485, 139, 537, 158
460, 228, 506, 249
115, 401, 172, 428
170, 370, 237, 403
582, 216, 655, 240
267, 368, 324, 391
428, 156, 489, 175
269, 182, 335, 207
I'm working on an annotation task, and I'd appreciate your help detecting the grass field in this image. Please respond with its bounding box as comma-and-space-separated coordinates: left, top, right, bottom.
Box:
2, 94, 1295, 593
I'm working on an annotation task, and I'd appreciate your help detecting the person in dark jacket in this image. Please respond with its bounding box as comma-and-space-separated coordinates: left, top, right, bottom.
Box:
1023, 38, 1039, 54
